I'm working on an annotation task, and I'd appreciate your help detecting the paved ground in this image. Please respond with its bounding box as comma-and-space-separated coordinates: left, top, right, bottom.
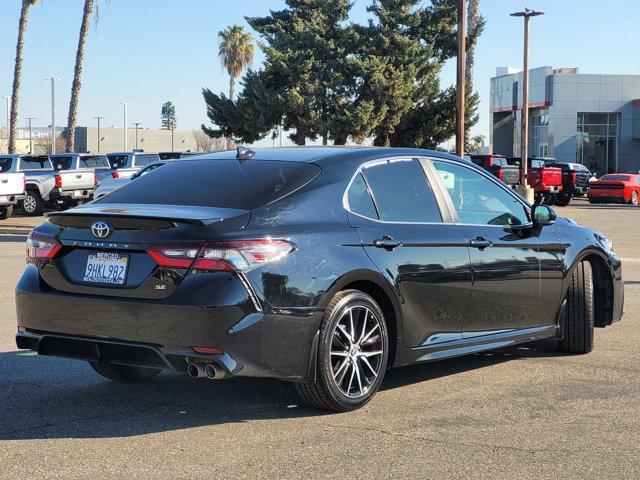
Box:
0, 200, 638, 479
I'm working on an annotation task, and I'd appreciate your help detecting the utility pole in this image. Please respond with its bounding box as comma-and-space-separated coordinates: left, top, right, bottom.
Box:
511, 8, 544, 203
133, 122, 142, 150
455, 0, 467, 158
26, 117, 35, 153
121, 102, 130, 150
93, 116, 104, 153
46, 78, 61, 154
171, 125, 175, 152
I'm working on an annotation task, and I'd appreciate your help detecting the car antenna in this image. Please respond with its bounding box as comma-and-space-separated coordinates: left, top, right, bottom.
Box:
236, 146, 256, 161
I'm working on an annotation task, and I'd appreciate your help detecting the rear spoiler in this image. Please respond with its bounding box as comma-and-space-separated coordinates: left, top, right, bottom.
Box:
46, 203, 249, 226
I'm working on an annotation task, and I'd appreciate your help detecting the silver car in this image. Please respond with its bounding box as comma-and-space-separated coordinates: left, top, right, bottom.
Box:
94, 161, 167, 199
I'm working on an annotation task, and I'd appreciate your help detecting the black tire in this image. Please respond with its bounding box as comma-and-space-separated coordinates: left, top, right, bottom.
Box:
21, 190, 44, 216
560, 261, 594, 354
554, 192, 572, 207
0, 205, 13, 220
89, 361, 161, 382
295, 290, 389, 412
629, 191, 638, 206
542, 193, 557, 205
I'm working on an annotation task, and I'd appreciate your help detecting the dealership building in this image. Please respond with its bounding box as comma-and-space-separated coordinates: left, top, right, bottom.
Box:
490, 66, 640, 175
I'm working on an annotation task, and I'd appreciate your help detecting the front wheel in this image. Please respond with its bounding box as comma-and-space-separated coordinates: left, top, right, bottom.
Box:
21, 191, 44, 216
295, 290, 389, 412
554, 192, 572, 207
89, 361, 161, 382
542, 193, 557, 205
560, 261, 594, 354
0, 205, 13, 220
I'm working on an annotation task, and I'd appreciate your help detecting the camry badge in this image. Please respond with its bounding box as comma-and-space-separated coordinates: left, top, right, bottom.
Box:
91, 221, 112, 239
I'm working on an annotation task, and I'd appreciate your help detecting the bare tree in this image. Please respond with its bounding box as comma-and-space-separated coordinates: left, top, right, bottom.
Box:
193, 130, 223, 153
33, 134, 66, 155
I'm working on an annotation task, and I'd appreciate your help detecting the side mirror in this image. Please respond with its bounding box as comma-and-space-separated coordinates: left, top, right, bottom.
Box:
532, 204, 557, 227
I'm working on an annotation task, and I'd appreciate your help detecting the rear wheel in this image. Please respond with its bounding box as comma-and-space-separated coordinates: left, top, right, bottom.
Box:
542, 193, 557, 205
89, 361, 161, 382
295, 290, 389, 412
629, 191, 638, 206
0, 205, 13, 220
560, 261, 594, 354
554, 192, 572, 207
21, 190, 44, 216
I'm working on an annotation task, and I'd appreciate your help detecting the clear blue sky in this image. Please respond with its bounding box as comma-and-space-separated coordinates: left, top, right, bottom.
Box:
1, 0, 638, 144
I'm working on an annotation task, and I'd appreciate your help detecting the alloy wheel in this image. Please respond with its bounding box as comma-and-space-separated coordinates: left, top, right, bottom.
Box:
632, 191, 638, 206
23, 195, 36, 213
329, 305, 384, 399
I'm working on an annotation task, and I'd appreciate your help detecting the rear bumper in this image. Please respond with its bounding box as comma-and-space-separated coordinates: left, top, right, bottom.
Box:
15, 265, 322, 380
587, 193, 627, 203
537, 185, 562, 193
0, 194, 24, 206
49, 188, 94, 202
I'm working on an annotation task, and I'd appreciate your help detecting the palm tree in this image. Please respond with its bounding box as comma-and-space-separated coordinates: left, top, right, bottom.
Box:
218, 25, 255, 148
8, 0, 38, 154
65, 0, 95, 153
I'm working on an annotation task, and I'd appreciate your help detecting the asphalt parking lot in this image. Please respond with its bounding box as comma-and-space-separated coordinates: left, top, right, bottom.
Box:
0, 200, 638, 479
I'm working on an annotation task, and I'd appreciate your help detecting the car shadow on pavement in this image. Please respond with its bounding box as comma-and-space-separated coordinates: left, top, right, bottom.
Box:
0, 224, 31, 242
0, 340, 561, 440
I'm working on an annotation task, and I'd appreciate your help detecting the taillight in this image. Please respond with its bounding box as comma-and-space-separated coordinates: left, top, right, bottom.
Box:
147, 239, 294, 272
26, 231, 62, 260
112, 171, 119, 179
497, 168, 504, 180
54, 174, 62, 189
94, 173, 98, 186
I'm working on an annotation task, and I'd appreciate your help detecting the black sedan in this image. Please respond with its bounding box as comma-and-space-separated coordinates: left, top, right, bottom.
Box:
15, 147, 624, 411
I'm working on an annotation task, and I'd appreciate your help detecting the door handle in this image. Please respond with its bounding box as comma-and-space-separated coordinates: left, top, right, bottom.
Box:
373, 236, 403, 251
469, 237, 493, 250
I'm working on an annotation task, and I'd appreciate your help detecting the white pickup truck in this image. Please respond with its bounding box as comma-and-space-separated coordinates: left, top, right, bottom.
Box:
49, 154, 104, 208
0, 157, 26, 220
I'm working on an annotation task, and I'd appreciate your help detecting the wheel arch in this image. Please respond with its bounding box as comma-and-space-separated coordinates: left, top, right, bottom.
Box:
317, 269, 403, 368
567, 249, 614, 327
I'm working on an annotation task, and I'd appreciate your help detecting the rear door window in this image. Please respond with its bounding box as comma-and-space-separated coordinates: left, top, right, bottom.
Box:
347, 173, 378, 219
80, 155, 110, 169
107, 155, 129, 169
0, 157, 13, 173
361, 159, 442, 223
51, 156, 73, 170
97, 159, 321, 210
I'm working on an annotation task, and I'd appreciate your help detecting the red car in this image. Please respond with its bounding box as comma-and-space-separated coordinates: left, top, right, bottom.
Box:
588, 174, 640, 205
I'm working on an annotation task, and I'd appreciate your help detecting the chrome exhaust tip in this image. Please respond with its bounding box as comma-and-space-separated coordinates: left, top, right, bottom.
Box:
187, 363, 206, 379
204, 363, 224, 380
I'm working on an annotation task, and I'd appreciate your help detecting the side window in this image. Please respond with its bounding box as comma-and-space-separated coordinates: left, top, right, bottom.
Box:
134, 155, 150, 167
432, 161, 529, 226
347, 173, 378, 219
362, 159, 442, 223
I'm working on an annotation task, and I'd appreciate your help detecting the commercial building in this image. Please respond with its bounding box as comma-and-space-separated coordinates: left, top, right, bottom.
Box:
490, 66, 640, 175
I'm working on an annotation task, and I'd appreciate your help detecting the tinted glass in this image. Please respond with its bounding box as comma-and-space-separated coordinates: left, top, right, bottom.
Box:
492, 157, 507, 167
51, 156, 73, 170
107, 155, 128, 169
433, 161, 529, 226
97, 159, 320, 210
19, 156, 52, 170
80, 155, 110, 169
0, 158, 12, 173
347, 173, 378, 219
362, 159, 441, 223
133, 162, 166, 178
600, 175, 629, 181
134, 154, 160, 167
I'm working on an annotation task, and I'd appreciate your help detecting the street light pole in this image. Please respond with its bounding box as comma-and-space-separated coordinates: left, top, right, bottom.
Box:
46, 78, 61, 154
511, 8, 544, 203
133, 122, 142, 150
121, 102, 130, 150
455, 0, 467, 158
26, 117, 35, 153
93, 116, 105, 153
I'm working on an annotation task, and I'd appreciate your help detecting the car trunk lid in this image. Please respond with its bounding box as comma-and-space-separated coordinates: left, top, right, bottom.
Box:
0, 172, 24, 197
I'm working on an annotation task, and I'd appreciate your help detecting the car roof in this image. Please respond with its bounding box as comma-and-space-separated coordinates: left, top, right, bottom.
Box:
191, 146, 467, 166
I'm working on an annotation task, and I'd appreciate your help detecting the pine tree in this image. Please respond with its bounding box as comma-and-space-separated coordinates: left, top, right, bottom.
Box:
160, 101, 177, 130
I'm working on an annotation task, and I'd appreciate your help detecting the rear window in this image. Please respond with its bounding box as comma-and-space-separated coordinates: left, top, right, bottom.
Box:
107, 155, 129, 169
80, 155, 110, 169
19, 156, 52, 171
134, 154, 160, 167
96, 159, 321, 210
600, 175, 629, 181
51, 156, 73, 170
0, 158, 12, 173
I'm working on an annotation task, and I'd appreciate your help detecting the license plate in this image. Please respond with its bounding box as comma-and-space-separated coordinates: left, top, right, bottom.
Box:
72, 190, 85, 198
83, 252, 129, 285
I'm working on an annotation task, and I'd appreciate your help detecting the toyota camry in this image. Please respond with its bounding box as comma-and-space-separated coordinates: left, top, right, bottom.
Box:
15, 147, 624, 411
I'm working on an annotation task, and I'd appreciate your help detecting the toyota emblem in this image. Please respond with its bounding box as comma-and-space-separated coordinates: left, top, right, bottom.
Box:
91, 221, 112, 239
